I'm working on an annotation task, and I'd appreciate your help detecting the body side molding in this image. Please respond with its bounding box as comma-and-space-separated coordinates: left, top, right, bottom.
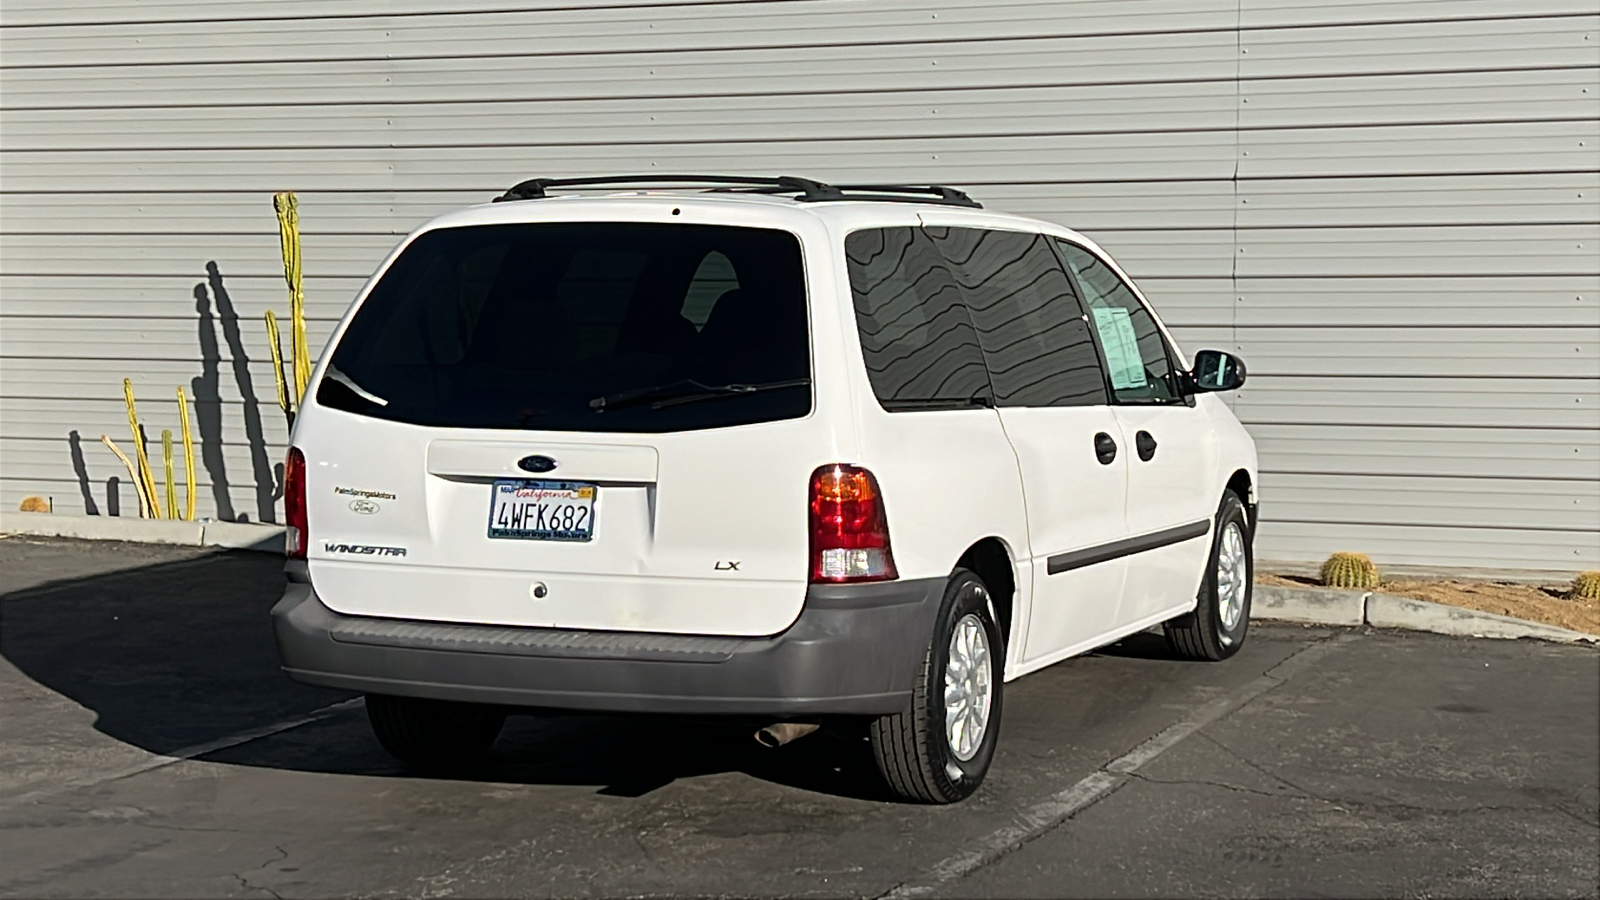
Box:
1047, 519, 1212, 575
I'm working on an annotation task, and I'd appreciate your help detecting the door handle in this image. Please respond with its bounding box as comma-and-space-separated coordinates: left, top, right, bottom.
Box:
1094, 432, 1118, 465
1136, 430, 1157, 462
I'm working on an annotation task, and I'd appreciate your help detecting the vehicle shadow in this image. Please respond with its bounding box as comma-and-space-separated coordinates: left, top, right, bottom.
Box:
0, 548, 904, 802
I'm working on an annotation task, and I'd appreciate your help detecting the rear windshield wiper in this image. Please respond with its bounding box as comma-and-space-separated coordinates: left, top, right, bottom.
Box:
590, 378, 809, 412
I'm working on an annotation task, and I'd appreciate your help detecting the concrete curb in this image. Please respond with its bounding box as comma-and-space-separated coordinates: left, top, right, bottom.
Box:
198, 519, 289, 552
0, 511, 284, 554
1255, 584, 1597, 645
1251, 585, 1366, 626
1364, 592, 1597, 643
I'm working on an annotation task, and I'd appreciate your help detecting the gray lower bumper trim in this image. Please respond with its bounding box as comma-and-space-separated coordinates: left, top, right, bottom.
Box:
272, 577, 944, 716
330, 616, 748, 663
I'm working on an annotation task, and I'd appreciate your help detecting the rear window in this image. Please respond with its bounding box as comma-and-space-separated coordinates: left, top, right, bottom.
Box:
320, 223, 810, 432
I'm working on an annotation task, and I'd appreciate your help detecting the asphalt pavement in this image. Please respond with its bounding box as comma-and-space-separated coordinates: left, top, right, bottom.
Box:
1, 536, 1595, 898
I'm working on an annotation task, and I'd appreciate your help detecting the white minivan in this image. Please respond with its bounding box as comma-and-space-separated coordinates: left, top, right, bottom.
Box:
272, 175, 1258, 803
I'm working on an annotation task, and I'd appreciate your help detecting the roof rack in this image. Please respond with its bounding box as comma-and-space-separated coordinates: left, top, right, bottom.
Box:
493, 174, 981, 208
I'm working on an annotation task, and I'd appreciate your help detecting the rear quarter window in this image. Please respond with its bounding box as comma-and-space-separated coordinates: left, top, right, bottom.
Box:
844, 227, 990, 410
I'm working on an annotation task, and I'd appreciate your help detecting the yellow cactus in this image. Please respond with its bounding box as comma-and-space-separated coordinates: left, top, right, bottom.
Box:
273, 192, 310, 402
1571, 571, 1600, 601
122, 379, 162, 518
162, 429, 178, 520
266, 309, 291, 415
100, 434, 150, 518
177, 386, 196, 521
1320, 552, 1380, 590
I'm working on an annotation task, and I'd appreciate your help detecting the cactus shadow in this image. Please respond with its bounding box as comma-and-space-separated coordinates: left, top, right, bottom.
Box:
66, 430, 99, 516
191, 262, 278, 524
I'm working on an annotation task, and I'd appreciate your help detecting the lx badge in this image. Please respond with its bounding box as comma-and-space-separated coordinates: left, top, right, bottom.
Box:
714, 561, 741, 572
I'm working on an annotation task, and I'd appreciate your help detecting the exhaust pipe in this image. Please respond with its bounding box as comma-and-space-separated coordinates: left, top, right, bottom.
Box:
755, 722, 820, 748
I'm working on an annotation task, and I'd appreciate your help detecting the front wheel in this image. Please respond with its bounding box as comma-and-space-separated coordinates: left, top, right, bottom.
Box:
869, 569, 1005, 804
1165, 491, 1252, 661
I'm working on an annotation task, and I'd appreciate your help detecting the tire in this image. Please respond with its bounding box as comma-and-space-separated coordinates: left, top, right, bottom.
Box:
869, 568, 1005, 804
365, 694, 506, 771
1164, 491, 1252, 661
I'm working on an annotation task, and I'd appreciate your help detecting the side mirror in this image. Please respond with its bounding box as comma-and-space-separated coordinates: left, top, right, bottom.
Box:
1189, 349, 1246, 393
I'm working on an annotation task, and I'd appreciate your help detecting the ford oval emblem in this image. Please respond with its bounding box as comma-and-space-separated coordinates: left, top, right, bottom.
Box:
518, 454, 558, 474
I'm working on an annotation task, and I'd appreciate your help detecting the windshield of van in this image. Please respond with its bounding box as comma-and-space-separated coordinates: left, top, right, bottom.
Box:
320, 222, 811, 432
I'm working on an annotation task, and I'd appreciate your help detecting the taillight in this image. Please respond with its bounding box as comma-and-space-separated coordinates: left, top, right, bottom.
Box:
809, 464, 897, 583
285, 447, 307, 559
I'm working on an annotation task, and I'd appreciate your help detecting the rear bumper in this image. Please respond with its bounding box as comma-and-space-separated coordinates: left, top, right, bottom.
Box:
271, 575, 944, 715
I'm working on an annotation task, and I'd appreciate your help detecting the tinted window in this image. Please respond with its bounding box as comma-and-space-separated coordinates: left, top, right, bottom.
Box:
845, 227, 990, 410
321, 223, 810, 432
927, 227, 1107, 407
1056, 241, 1182, 404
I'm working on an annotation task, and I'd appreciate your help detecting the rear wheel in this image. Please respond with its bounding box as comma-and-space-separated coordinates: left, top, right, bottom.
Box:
1165, 491, 1252, 661
869, 569, 1004, 804
365, 694, 505, 771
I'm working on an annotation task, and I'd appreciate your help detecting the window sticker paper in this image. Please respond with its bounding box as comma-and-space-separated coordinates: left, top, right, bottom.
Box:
1091, 307, 1147, 391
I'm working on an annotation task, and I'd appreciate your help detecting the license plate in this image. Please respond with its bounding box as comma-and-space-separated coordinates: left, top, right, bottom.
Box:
487, 479, 596, 541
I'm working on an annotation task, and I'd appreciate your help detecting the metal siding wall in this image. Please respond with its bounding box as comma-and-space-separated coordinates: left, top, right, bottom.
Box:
1, 0, 1596, 569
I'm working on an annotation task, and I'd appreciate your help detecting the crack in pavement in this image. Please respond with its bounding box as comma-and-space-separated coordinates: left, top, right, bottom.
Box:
232, 844, 288, 900
1197, 729, 1314, 794
877, 633, 1354, 899
1194, 726, 1600, 830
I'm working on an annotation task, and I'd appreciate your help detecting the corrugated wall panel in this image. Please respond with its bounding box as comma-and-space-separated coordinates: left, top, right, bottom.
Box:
1256, 522, 1598, 571
9, 172, 1590, 233
1232, 275, 1600, 327
2, 0, 1596, 570
1242, 0, 1599, 27
1265, 473, 1596, 532
2, 0, 747, 26
0, 32, 1244, 105
2, 68, 1549, 136
5, 76, 1249, 147
0, 275, 373, 318
10, 0, 1590, 29
1239, 376, 1600, 430
0, 138, 1247, 191
2, 358, 293, 404
1230, 5, 1599, 569
0, 2, 1242, 63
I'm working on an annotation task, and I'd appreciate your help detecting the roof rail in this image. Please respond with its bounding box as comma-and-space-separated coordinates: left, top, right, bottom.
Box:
493, 174, 981, 208
829, 183, 979, 207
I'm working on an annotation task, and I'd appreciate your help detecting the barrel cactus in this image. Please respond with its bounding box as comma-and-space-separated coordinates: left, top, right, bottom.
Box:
1320, 552, 1380, 590
1571, 571, 1600, 601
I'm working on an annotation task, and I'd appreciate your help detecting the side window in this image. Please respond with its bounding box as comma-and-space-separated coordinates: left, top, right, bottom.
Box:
845, 227, 990, 410
1056, 241, 1181, 404
928, 227, 1108, 407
